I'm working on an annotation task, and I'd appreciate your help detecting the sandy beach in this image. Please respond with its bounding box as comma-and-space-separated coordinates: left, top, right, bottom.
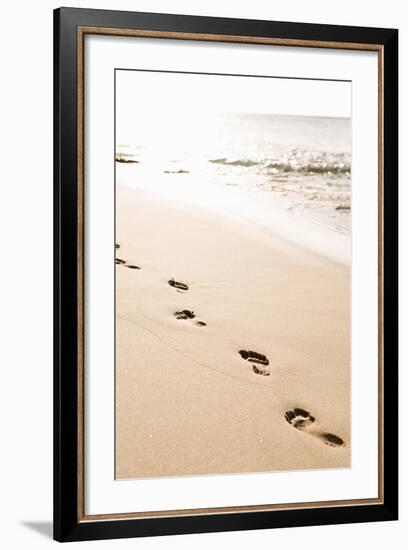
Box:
115, 181, 350, 479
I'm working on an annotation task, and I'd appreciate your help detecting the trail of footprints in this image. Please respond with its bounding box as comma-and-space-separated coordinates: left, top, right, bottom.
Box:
116, 243, 346, 449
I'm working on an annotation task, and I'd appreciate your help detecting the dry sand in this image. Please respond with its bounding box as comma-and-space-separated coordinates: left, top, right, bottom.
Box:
115, 184, 350, 479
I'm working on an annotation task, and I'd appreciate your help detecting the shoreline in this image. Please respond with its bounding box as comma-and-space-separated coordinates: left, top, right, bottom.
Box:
115, 183, 351, 479
117, 164, 351, 266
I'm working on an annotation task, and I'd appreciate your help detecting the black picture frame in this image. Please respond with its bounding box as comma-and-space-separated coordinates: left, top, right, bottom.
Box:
54, 7, 398, 542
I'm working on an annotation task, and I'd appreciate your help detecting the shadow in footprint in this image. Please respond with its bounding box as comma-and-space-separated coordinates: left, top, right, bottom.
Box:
116, 257, 141, 269
239, 349, 270, 376
285, 408, 345, 448
321, 433, 346, 447
173, 310, 207, 327
168, 278, 189, 291
174, 310, 195, 320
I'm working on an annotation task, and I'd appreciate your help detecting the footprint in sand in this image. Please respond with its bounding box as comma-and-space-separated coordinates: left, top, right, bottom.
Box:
115, 256, 141, 270
285, 408, 346, 448
174, 309, 195, 320
173, 310, 207, 327
239, 349, 270, 376
168, 278, 189, 292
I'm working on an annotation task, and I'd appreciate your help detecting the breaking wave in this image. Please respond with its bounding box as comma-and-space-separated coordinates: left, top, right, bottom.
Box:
209, 152, 350, 176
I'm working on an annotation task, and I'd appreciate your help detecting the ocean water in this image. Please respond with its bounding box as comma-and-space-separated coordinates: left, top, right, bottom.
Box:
116, 113, 351, 235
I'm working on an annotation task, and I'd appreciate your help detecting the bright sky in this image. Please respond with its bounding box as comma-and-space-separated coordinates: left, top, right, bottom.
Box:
116, 69, 351, 145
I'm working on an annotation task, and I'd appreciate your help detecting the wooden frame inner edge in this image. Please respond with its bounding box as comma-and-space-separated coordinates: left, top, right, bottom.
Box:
77, 25, 85, 523
76, 26, 385, 522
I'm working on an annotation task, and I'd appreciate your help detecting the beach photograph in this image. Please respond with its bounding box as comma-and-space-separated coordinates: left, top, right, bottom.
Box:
114, 69, 351, 480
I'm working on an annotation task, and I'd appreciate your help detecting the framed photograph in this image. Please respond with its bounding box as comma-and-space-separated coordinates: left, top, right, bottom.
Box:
54, 7, 398, 542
